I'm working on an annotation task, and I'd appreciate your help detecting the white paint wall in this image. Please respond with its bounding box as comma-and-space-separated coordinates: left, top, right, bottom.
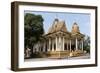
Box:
0, 0, 99, 73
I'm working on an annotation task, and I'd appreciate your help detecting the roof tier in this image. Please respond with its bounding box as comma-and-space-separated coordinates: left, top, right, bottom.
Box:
47, 19, 68, 34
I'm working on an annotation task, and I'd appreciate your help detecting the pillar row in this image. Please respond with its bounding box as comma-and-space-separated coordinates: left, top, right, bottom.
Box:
76, 38, 78, 50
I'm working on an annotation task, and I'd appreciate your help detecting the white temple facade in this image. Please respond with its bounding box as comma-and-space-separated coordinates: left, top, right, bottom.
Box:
33, 19, 85, 57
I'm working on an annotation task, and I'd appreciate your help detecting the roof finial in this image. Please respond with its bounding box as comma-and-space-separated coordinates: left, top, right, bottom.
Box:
54, 13, 59, 22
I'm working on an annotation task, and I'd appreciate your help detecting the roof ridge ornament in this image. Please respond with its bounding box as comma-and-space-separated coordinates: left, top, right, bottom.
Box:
72, 22, 80, 33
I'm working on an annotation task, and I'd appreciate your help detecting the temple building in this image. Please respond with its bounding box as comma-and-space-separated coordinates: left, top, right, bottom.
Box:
33, 18, 85, 58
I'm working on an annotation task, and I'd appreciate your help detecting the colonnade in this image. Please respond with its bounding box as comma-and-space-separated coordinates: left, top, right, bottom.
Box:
46, 36, 84, 52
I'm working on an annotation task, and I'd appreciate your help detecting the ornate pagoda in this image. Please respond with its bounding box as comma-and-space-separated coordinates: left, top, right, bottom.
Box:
33, 18, 85, 58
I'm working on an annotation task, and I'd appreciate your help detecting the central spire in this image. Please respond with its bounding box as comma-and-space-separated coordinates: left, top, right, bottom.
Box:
47, 18, 68, 34
54, 18, 59, 25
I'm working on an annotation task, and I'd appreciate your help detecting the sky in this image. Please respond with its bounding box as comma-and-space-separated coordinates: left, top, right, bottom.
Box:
24, 11, 90, 36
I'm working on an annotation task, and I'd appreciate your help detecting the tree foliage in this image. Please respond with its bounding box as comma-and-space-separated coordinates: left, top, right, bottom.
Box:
83, 35, 90, 53
24, 13, 44, 49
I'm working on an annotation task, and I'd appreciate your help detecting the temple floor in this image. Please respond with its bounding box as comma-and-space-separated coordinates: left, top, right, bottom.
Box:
46, 50, 85, 58
24, 53, 90, 62
25, 50, 90, 59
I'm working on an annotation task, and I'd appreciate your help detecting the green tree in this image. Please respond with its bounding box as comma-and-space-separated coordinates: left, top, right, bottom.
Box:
83, 35, 90, 53
24, 13, 44, 50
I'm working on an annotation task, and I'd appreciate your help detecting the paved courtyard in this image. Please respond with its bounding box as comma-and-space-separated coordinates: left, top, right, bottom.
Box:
25, 53, 90, 62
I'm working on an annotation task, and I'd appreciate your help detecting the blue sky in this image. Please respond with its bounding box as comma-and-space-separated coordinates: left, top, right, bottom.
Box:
24, 11, 90, 36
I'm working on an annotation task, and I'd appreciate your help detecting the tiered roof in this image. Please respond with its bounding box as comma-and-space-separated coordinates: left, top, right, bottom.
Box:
47, 19, 68, 34
45, 18, 84, 39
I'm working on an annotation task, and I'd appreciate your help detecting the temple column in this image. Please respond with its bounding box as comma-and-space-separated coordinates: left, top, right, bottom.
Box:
67, 40, 68, 50
47, 41, 48, 52
63, 37, 64, 51
70, 40, 71, 52
48, 38, 51, 51
59, 36, 61, 51
48, 41, 49, 52
52, 39, 54, 51
43, 42, 45, 52
75, 38, 78, 50
56, 37, 58, 51
82, 40, 83, 51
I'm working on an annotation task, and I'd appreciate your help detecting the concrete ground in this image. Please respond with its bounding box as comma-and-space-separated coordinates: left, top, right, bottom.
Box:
25, 53, 90, 62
